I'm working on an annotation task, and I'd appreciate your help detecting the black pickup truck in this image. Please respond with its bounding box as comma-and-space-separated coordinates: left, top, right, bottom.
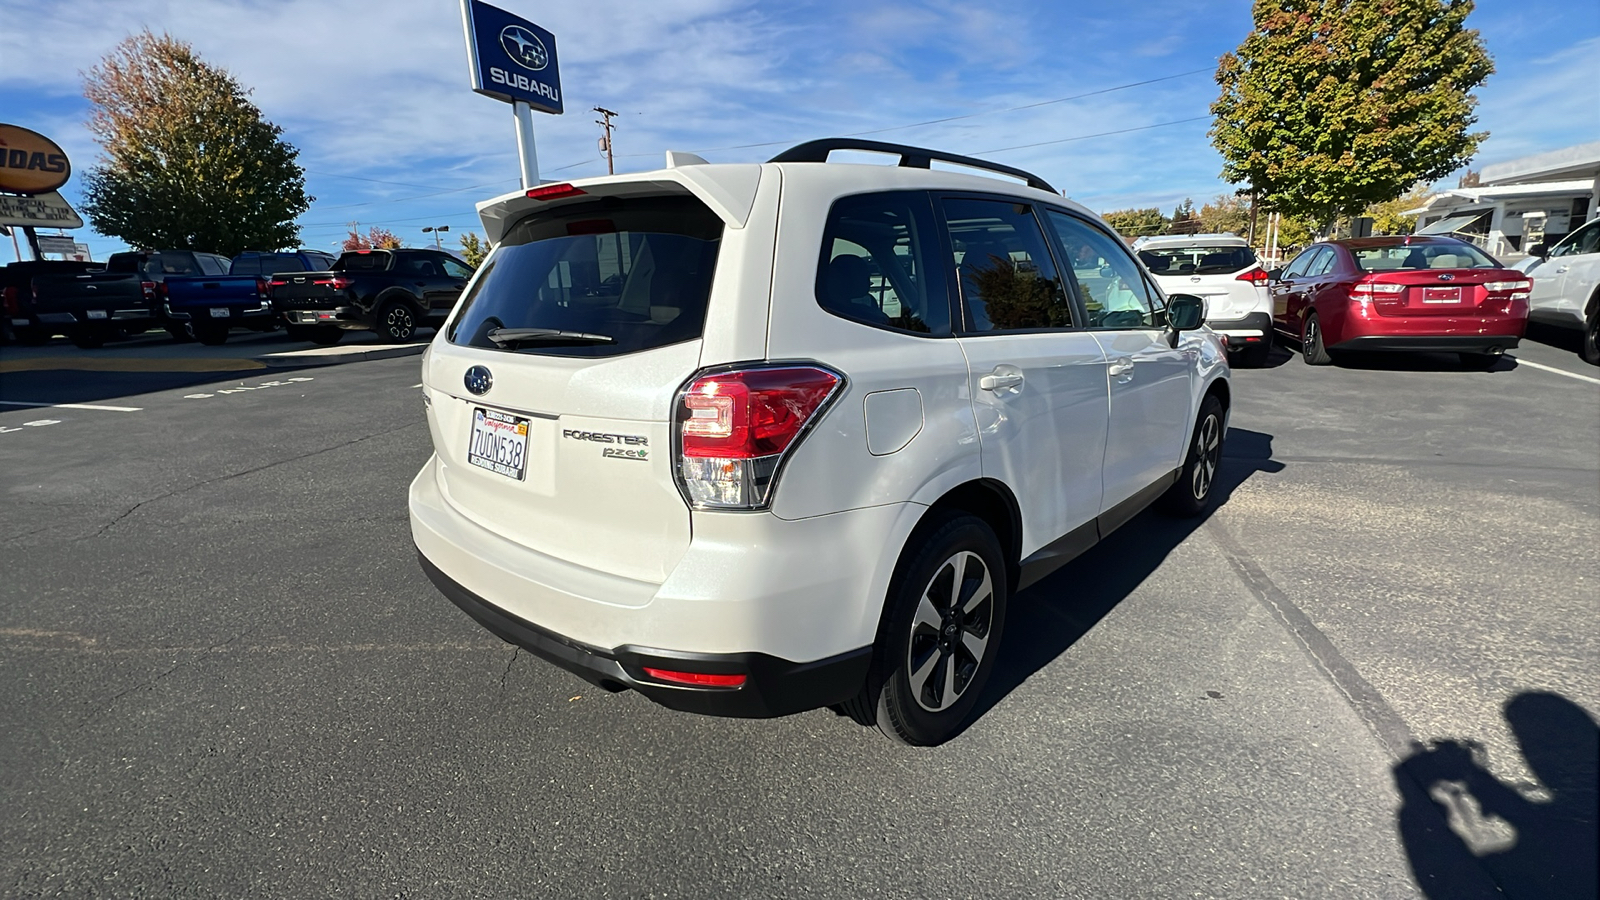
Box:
269, 248, 474, 343
17, 250, 231, 347
2, 260, 101, 345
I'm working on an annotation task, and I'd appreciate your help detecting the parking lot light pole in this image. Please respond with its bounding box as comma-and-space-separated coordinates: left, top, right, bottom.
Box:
422, 225, 450, 249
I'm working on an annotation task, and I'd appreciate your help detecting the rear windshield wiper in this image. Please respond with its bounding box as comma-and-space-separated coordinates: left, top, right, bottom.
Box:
486, 327, 615, 347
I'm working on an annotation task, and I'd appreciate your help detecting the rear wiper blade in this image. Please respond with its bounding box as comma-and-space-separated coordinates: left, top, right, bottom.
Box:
486, 327, 615, 346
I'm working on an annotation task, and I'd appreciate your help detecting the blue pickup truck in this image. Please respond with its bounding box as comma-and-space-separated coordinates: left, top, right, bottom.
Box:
164, 250, 338, 344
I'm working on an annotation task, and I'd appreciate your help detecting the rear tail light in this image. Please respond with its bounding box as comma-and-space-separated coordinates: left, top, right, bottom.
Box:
1351, 282, 1405, 296
140, 280, 158, 300
673, 364, 844, 510
269, 278, 289, 287
526, 182, 588, 201
2, 285, 16, 315
312, 275, 357, 290
642, 668, 746, 688
1235, 268, 1270, 283
1484, 279, 1531, 301
255, 277, 269, 299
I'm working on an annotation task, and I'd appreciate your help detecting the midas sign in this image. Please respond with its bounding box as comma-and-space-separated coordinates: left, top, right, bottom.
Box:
0, 124, 72, 194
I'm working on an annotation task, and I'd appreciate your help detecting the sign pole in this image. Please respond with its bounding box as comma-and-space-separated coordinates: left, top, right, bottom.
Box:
513, 100, 541, 188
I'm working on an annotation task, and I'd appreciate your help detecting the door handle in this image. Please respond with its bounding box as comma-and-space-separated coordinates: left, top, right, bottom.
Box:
979, 371, 1024, 391
1108, 358, 1135, 379
1555, 266, 1570, 273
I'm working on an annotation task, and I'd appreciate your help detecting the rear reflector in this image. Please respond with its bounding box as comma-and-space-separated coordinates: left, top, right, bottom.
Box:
1235, 268, 1270, 283
642, 668, 747, 688
526, 183, 588, 201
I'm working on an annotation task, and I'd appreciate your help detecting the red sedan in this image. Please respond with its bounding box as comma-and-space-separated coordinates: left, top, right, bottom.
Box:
1269, 236, 1531, 366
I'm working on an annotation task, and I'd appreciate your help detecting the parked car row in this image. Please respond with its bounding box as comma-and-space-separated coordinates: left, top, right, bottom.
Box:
3, 246, 475, 348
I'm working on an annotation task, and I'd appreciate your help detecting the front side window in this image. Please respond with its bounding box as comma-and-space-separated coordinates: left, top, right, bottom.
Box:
449, 194, 722, 358
1045, 210, 1157, 329
1308, 246, 1340, 276
1281, 247, 1319, 278
1551, 220, 1600, 258
943, 197, 1073, 333
816, 192, 949, 335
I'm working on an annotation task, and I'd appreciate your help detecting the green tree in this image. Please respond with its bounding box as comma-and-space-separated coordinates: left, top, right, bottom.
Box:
1210, 0, 1493, 228
79, 31, 311, 256
1170, 198, 1200, 234
459, 231, 487, 268
1199, 194, 1251, 236
1101, 207, 1169, 238
1364, 184, 1435, 234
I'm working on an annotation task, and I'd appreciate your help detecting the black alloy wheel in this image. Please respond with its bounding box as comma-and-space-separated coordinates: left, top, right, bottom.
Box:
1302, 313, 1333, 366
870, 513, 1007, 746
374, 301, 416, 343
1162, 393, 1225, 517
1583, 301, 1600, 367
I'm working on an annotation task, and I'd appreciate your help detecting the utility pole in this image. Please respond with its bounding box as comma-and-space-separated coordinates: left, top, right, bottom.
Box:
594, 106, 617, 175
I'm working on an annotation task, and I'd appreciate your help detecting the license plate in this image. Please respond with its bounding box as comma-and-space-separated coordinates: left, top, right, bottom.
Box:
209, 307, 231, 318
467, 408, 529, 481
86, 309, 107, 319
1421, 286, 1462, 304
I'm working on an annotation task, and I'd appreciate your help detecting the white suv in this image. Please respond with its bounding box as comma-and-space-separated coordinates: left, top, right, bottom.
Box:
1133, 233, 1273, 366
409, 139, 1231, 745
1523, 217, 1600, 366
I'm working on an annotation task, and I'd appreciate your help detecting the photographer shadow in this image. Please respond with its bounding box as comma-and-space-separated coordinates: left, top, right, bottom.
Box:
966, 428, 1284, 725
1396, 692, 1599, 899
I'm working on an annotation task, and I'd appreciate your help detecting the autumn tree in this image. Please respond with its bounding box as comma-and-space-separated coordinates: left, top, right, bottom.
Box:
1364, 184, 1435, 234
1210, 0, 1493, 228
1199, 194, 1252, 236
1101, 207, 1169, 239
79, 30, 310, 256
459, 231, 487, 268
342, 223, 403, 251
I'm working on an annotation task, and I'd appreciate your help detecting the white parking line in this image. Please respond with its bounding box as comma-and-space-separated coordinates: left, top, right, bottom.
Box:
0, 400, 143, 412
1509, 356, 1600, 386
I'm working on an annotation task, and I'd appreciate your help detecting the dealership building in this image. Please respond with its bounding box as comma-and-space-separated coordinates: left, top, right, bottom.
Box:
1407, 141, 1600, 259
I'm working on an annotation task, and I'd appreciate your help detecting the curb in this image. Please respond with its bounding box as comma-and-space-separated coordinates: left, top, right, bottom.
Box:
255, 343, 427, 368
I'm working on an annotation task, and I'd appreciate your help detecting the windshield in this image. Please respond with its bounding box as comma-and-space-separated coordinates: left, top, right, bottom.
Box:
448, 195, 723, 358
1351, 242, 1499, 271
1137, 245, 1256, 276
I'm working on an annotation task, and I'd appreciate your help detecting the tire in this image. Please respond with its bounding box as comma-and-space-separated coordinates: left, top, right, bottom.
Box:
68, 328, 105, 349
1583, 301, 1599, 367
1302, 312, 1333, 366
194, 324, 228, 346
1232, 334, 1272, 368
869, 513, 1008, 747
1162, 394, 1225, 517
373, 300, 417, 343
166, 324, 195, 343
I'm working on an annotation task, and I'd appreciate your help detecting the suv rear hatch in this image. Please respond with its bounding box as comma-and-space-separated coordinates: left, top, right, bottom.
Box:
423, 182, 755, 584
1138, 243, 1265, 320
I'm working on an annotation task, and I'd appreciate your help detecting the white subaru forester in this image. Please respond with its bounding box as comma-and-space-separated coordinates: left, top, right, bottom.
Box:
410, 139, 1231, 745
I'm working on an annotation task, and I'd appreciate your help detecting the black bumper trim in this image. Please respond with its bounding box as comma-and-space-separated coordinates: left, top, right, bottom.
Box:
1330, 334, 1521, 353
417, 550, 872, 718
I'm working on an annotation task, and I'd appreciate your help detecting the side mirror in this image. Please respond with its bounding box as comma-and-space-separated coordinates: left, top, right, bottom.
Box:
1526, 242, 1547, 259
1166, 293, 1205, 347
1267, 268, 1283, 281
1099, 265, 1117, 279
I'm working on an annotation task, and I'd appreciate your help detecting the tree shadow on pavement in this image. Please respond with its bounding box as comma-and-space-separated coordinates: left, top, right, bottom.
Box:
966, 427, 1285, 727
1396, 691, 1599, 900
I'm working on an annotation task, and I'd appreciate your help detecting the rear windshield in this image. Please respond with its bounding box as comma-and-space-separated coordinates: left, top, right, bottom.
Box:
448, 195, 723, 358
1351, 242, 1499, 271
107, 252, 201, 277
1138, 246, 1256, 276
333, 251, 392, 271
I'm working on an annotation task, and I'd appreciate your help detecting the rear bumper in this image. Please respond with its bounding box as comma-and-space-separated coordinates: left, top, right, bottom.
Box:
1332, 304, 1527, 353
408, 454, 898, 717
165, 303, 273, 322
281, 306, 366, 328
1330, 334, 1522, 353
35, 309, 155, 326
1207, 311, 1273, 347
418, 552, 870, 718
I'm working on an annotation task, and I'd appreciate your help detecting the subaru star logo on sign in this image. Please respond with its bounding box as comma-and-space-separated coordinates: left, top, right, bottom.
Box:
462, 0, 563, 114
464, 365, 494, 396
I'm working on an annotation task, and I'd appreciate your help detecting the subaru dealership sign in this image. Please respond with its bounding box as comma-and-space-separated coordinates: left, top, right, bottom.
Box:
462, 0, 563, 114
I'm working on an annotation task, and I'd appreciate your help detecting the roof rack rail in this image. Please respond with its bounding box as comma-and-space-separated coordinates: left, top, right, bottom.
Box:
767, 138, 1056, 194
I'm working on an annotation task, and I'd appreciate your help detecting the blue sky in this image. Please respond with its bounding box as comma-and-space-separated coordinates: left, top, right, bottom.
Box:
2, 0, 1596, 262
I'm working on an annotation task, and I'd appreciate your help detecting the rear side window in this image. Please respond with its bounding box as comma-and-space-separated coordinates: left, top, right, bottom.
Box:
448, 195, 723, 358
149, 253, 201, 276
334, 251, 393, 272
230, 255, 262, 275
816, 192, 950, 335
1139, 245, 1256, 275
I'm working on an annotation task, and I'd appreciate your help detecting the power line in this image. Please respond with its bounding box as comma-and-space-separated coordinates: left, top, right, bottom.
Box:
973, 115, 1211, 155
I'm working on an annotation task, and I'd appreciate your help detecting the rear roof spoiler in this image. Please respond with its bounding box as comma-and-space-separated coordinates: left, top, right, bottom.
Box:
767, 138, 1056, 194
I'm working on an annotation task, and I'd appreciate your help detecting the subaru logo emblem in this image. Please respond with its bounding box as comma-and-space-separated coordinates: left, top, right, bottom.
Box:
1437, 273, 1455, 281
464, 365, 493, 396
500, 25, 549, 71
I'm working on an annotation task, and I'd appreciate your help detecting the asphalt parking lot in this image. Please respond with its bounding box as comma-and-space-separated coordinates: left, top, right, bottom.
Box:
2, 332, 1596, 898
